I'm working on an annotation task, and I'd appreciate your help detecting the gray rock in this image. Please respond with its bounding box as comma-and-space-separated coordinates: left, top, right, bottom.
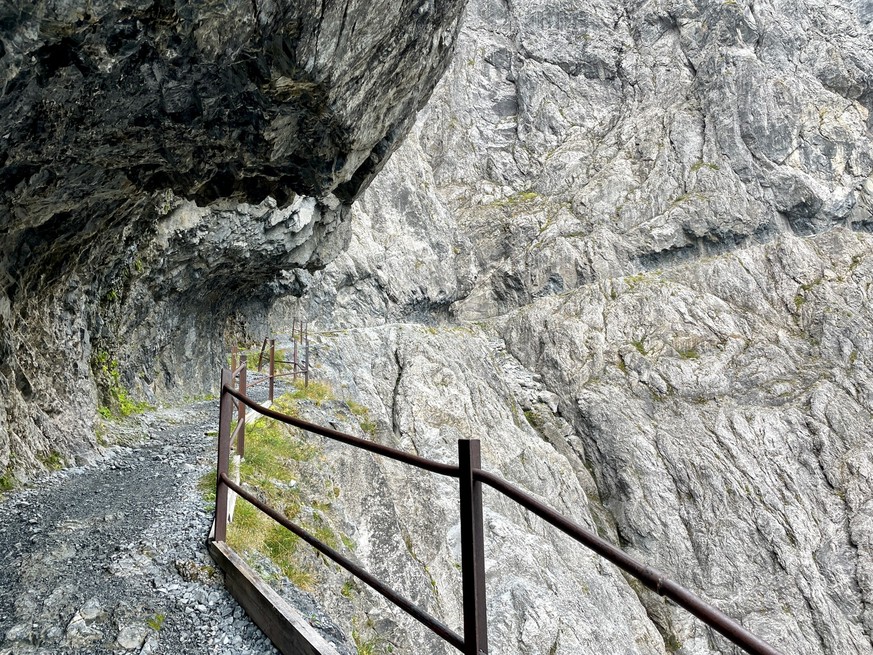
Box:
268, 0, 873, 653
0, 0, 467, 477
116, 625, 148, 650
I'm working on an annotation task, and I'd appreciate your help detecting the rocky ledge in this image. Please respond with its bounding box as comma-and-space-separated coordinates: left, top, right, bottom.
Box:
0, 0, 467, 478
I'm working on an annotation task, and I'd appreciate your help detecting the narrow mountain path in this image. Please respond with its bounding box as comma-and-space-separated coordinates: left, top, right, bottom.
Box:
0, 401, 278, 655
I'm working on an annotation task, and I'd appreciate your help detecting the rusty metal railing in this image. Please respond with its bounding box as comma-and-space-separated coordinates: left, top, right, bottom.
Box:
211, 375, 785, 655
234, 321, 311, 405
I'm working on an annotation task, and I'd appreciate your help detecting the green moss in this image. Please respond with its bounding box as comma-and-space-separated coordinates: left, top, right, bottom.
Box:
347, 401, 376, 437
523, 410, 544, 431
93, 352, 152, 419
794, 294, 806, 310
624, 273, 647, 289
0, 472, 14, 493
677, 347, 699, 360
38, 451, 64, 471
489, 189, 540, 208
631, 338, 648, 356
690, 160, 720, 173
147, 613, 165, 632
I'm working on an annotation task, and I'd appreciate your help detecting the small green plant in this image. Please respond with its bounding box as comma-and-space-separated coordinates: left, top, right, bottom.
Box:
287, 379, 334, 406
624, 273, 647, 289
38, 451, 64, 471
677, 347, 699, 360
341, 533, 356, 551
0, 471, 14, 493
794, 294, 806, 310
147, 613, 165, 631
347, 401, 376, 437
690, 160, 720, 173
523, 410, 544, 430
93, 351, 152, 419
631, 338, 648, 356
351, 622, 395, 655
341, 579, 357, 598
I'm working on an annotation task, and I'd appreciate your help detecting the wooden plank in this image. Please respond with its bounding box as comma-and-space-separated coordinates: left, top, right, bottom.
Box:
227, 454, 241, 522
208, 540, 341, 655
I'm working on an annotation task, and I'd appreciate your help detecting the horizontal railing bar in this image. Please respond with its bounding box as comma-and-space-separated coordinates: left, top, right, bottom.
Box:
231, 362, 246, 378
269, 372, 307, 380
474, 470, 784, 655
219, 473, 465, 652
223, 386, 460, 478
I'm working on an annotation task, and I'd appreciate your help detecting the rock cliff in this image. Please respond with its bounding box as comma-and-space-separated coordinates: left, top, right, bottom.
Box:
273, 0, 873, 653
3, 0, 872, 652
0, 0, 466, 476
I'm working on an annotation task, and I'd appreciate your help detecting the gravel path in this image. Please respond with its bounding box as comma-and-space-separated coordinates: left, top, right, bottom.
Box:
0, 401, 279, 655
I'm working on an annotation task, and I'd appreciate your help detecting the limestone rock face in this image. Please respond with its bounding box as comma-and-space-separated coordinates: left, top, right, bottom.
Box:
295, 0, 873, 323
0, 0, 466, 475
273, 0, 873, 653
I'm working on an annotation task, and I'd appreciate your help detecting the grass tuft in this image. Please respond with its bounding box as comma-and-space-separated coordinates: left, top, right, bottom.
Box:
147, 613, 165, 631
205, 392, 353, 593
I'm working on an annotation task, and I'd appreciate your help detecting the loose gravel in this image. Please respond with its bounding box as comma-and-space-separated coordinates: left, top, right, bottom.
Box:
0, 401, 280, 655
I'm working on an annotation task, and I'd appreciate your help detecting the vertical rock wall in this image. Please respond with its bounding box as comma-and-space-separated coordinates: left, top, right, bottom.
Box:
274, 0, 873, 653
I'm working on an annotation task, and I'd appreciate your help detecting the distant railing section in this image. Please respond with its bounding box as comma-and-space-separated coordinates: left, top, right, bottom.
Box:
231, 320, 311, 405
210, 365, 786, 655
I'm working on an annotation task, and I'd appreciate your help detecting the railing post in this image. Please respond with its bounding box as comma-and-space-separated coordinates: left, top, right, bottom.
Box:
293, 321, 299, 383
459, 439, 488, 655
257, 337, 267, 372
215, 369, 233, 542
231, 344, 238, 372
237, 361, 246, 458
269, 338, 275, 402
304, 322, 310, 388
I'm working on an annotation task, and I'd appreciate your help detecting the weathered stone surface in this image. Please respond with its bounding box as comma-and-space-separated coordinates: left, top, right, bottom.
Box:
288, 0, 872, 324
0, 0, 467, 476
271, 0, 873, 653
276, 326, 665, 655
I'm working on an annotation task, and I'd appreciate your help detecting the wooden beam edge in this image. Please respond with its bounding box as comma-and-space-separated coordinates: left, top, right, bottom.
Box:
208, 539, 342, 655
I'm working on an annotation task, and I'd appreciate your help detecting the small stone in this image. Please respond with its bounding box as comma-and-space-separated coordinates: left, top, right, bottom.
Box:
116, 625, 148, 650
5, 623, 30, 642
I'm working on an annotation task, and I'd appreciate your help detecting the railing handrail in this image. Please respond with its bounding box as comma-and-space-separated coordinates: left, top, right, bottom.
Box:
213, 366, 785, 655
473, 470, 783, 655
218, 471, 465, 651
223, 385, 460, 478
